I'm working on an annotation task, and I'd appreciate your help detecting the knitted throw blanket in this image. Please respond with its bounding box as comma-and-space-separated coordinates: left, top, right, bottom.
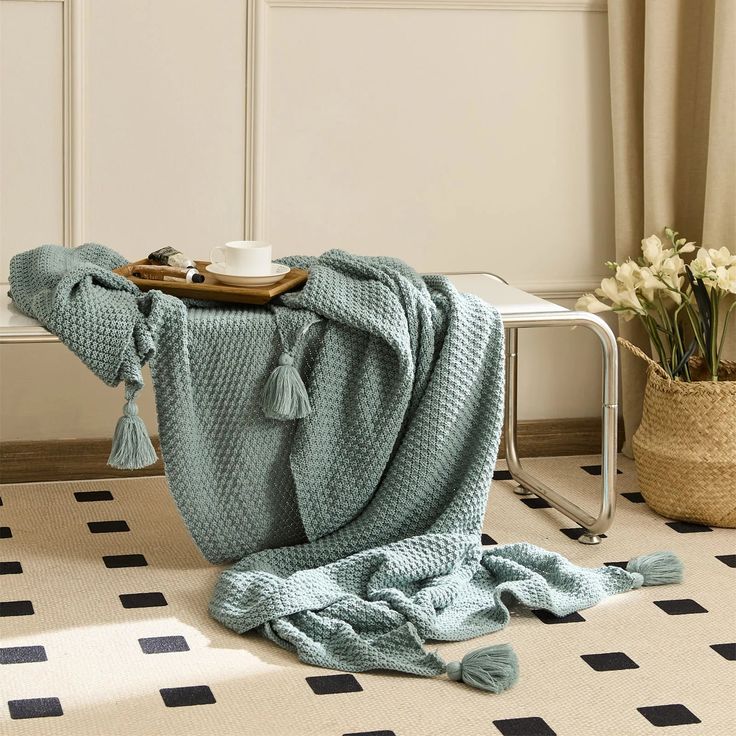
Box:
9, 244, 683, 692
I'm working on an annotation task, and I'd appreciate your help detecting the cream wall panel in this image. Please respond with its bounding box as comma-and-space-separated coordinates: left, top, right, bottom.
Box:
0, 0, 64, 281
0, 344, 158, 441
516, 298, 616, 420
82, 0, 247, 260
253, 3, 615, 286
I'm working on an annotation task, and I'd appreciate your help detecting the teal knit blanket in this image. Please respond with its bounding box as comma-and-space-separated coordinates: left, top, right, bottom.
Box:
9, 244, 682, 691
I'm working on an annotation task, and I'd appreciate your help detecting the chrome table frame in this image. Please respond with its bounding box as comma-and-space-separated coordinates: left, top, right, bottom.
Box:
447, 272, 619, 544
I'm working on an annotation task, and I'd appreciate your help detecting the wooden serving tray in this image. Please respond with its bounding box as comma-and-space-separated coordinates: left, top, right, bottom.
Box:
114, 260, 309, 305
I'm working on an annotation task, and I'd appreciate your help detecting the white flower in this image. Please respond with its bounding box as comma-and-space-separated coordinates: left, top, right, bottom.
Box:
630, 251, 684, 304
637, 266, 663, 302
679, 241, 696, 254
597, 276, 620, 303
708, 246, 736, 268
576, 293, 612, 313
692, 246, 736, 279
615, 260, 641, 290
716, 265, 736, 294
690, 247, 736, 299
641, 234, 666, 267
657, 255, 685, 303
618, 289, 646, 312
597, 276, 645, 313
690, 248, 718, 282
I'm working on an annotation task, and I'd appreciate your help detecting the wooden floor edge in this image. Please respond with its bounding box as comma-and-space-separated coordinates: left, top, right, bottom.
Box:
0, 417, 623, 484
0, 437, 165, 484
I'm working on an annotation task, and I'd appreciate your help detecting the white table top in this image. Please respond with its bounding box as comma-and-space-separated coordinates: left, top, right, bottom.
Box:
0, 273, 566, 344
0, 291, 58, 342
447, 273, 567, 315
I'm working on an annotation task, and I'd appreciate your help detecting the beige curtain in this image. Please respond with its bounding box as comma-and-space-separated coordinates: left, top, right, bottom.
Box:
608, 0, 736, 453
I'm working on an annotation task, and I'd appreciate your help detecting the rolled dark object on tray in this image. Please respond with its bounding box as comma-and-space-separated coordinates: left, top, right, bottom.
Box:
131, 265, 205, 283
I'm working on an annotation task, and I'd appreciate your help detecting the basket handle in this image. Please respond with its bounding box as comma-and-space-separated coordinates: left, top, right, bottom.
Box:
617, 337, 670, 379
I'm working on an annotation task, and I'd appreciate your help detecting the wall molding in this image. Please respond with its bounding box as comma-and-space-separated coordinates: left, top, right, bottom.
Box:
69, 0, 85, 246
264, 0, 607, 11
243, 0, 607, 238
0, 417, 621, 484
244, 0, 257, 239
59, 0, 84, 247
245, 0, 262, 238
62, 0, 72, 245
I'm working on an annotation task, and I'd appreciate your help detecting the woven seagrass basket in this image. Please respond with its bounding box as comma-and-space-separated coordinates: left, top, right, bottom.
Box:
619, 338, 736, 528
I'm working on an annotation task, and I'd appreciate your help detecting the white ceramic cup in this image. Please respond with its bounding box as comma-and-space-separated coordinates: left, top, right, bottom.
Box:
210, 241, 272, 276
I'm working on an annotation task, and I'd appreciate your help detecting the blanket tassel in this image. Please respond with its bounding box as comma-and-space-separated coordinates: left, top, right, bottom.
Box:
626, 551, 683, 588
261, 352, 312, 420
108, 395, 158, 470
446, 643, 519, 693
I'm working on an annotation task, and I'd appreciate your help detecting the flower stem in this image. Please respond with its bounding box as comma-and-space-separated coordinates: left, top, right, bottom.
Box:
683, 302, 707, 360
717, 300, 736, 367
711, 294, 719, 381
642, 314, 672, 377
672, 303, 691, 381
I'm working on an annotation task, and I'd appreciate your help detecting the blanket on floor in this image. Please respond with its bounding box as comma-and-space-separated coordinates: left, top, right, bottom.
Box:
9, 244, 683, 692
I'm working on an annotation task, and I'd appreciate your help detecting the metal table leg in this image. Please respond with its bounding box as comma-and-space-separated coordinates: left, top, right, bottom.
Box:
502, 312, 619, 544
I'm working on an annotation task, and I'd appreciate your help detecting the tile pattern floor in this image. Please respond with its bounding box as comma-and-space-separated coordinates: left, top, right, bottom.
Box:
1, 455, 734, 735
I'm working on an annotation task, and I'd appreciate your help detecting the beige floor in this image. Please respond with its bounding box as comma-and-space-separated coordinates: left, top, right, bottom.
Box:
1, 455, 734, 736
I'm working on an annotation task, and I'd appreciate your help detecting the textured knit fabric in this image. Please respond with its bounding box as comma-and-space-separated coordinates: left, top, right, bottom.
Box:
8, 244, 153, 397
9, 244, 641, 680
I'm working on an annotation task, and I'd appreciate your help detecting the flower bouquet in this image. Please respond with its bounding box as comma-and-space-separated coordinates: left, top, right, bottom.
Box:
577, 228, 736, 528
577, 228, 735, 382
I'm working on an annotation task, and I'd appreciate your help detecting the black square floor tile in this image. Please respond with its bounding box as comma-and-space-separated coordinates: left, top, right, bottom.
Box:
139, 636, 189, 654
715, 554, 736, 568
532, 609, 585, 624
0, 561, 23, 575
604, 561, 628, 569
74, 490, 114, 502
560, 528, 607, 541
0, 600, 34, 617
654, 598, 708, 615
622, 492, 645, 503
710, 643, 736, 661
666, 521, 712, 533
0, 645, 47, 664
119, 592, 167, 609
521, 497, 552, 509
88, 520, 129, 533
8, 697, 63, 720
0, 527, 12, 539
580, 652, 638, 671
343, 732, 396, 736
637, 704, 701, 727
493, 470, 513, 481
481, 534, 497, 546
103, 554, 147, 568
306, 674, 363, 695
159, 685, 215, 708
580, 464, 622, 476
493, 716, 556, 735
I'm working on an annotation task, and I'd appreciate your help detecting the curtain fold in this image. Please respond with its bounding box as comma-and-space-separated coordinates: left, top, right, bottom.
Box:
608, 0, 735, 453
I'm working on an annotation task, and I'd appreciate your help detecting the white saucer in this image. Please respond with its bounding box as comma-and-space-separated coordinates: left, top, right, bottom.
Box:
205, 262, 290, 287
